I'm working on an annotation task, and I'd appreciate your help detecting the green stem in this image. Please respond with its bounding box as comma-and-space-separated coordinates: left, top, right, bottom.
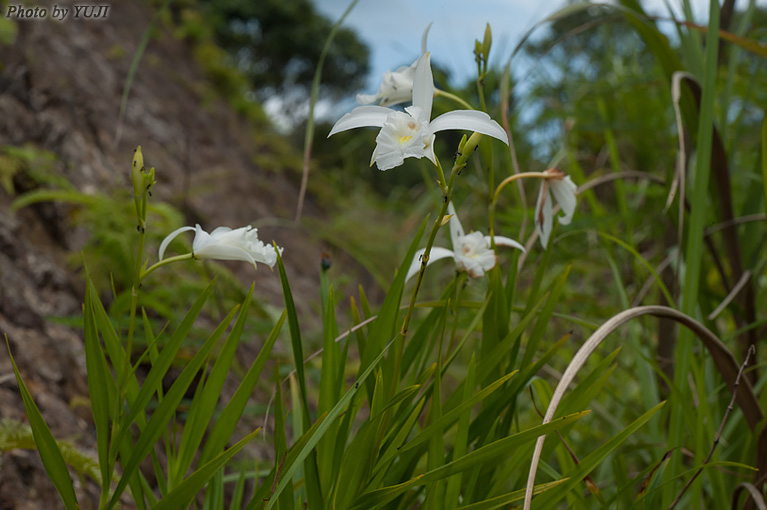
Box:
140, 253, 195, 281
392, 132, 487, 392
434, 157, 447, 195
489, 172, 548, 242
434, 88, 475, 110
446, 272, 468, 362
477, 77, 487, 114
124, 229, 144, 388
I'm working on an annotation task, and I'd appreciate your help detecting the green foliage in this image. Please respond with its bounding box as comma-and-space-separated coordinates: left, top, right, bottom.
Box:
7, 1, 767, 508
194, 0, 369, 105
0, 419, 101, 486
0, 14, 17, 46
0, 144, 60, 194
7, 340, 80, 510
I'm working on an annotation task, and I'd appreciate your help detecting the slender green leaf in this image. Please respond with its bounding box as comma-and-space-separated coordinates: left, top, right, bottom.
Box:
265, 333, 401, 510
455, 480, 568, 510
153, 428, 261, 510
6, 337, 80, 510
533, 402, 666, 508
84, 283, 114, 497
171, 285, 254, 489
350, 412, 589, 510
114, 280, 216, 448
762, 113, 767, 215
199, 310, 285, 465
108, 304, 238, 508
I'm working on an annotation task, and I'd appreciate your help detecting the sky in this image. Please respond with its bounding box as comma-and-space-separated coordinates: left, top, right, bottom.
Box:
312, 0, 761, 100
262, 0, 763, 128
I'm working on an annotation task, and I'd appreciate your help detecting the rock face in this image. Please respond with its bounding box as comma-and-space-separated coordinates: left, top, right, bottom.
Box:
0, 2, 326, 507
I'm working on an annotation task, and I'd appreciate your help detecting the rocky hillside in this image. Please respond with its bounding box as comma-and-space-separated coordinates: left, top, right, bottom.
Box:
0, 1, 338, 507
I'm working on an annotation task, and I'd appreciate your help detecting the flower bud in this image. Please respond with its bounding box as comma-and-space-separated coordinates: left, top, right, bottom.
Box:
144, 166, 156, 193
132, 146, 144, 199
482, 24, 492, 63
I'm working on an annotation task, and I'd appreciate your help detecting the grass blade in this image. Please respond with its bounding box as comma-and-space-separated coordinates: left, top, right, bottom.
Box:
533, 402, 666, 509
84, 283, 115, 499
108, 303, 238, 508
199, 310, 286, 465
171, 285, 255, 489
153, 428, 261, 510
6, 337, 80, 510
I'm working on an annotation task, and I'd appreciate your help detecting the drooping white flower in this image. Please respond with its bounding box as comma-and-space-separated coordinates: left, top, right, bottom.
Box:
356, 24, 431, 107
535, 168, 577, 249
329, 52, 508, 171
159, 224, 282, 269
406, 202, 525, 281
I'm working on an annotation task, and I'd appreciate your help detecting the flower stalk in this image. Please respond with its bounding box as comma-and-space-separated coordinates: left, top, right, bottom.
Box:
489, 171, 547, 243
126, 146, 154, 384
140, 253, 194, 281
399, 131, 483, 341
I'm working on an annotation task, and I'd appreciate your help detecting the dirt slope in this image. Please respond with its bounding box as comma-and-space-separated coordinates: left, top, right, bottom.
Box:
0, 1, 331, 507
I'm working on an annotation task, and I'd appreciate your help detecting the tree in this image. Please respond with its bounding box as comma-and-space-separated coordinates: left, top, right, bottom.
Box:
198, 0, 370, 108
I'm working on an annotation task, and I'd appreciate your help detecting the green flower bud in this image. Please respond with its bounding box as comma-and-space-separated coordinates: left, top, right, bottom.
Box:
132, 146, 144, 199
144, 166, 156, 194
482, 23, 492, 63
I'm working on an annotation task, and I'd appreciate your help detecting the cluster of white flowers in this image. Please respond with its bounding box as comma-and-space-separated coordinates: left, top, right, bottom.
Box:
156, 25, 576, 275
329, 52, 508, 171
329, 27, 577, 279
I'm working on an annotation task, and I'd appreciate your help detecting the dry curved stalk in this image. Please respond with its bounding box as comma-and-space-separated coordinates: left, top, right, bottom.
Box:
522, 305, 763, 510
665, 72, 695, 256
732, 483, 767, 510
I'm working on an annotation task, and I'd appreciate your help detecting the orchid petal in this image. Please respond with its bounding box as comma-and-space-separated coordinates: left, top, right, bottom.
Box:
355, 93, 377, 105
422, 133, 437, 166
328, 106, 392, 137
550, 176, 577, 225
195, 243, 257, 265
447, 202, 464, 245
454, 232, 496, 277
161, 224, 281, 269
158, 226, 195, 261
405, 247, 456, 282
421, 22, 433, 54
412, 53, 433, 117
429, 110, 509, 144
191, 224, 215, 253
371, 109, 431, 170
487, 235, 526, 252
535, 183, 554, 249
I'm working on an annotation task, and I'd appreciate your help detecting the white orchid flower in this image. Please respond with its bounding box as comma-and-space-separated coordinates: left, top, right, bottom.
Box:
406, 202, 525, 281
535, 168, 577, 248
329, 52, 508, 171
158, 224, 282, 269
356, 64, 417, 108
356, 24, 432, 107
